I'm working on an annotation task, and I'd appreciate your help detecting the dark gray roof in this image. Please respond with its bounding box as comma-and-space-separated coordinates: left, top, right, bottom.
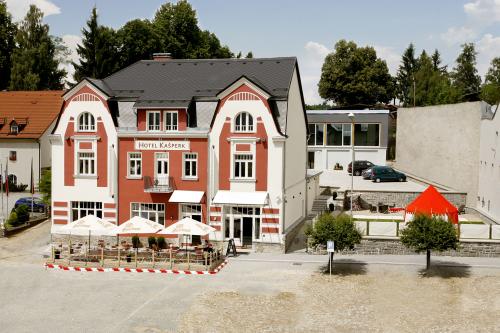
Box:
101, 57, 297, 104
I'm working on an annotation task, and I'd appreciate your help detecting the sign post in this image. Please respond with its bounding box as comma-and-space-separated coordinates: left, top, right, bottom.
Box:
327, 240, 335, 275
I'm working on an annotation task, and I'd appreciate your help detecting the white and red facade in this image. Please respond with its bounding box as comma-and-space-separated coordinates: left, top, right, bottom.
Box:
50, 58, 310, 249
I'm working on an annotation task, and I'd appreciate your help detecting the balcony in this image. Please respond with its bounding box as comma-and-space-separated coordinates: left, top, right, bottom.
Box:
144, 176, 174, 193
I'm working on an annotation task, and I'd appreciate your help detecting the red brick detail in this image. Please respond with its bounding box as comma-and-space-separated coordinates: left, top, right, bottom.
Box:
262, 218, 279, 224
263, 208, 279, 214
53, 219, 67, 225
53, 201, 67, 207
104, 203, 116, 209
79, 141, 92, 150
262, 227, 279, 234
210, 215, 221, 222
211, 225, 222, 231
53, 210, 67, 216
103, 212, 115, 218
96, 121, 108, 187
235, 143, 251, 151
64, 121, 75, 186
210, 206, 221, 212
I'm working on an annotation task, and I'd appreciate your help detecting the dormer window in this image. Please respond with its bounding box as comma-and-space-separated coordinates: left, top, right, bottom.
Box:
147, 111, 161, 131
78, 112, 95, 132
235, 112, 254, 132
164, 111, 178, 131
10, 122, 18, 134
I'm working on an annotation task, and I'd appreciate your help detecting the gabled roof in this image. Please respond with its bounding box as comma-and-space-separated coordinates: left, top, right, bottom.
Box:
0, 91, 63, 139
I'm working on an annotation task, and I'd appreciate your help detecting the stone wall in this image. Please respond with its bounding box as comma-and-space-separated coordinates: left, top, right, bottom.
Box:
350, 190, 467, 209
313, 238, 500, 257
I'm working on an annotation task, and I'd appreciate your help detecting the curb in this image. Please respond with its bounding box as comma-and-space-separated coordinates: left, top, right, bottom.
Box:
45, 260, 228, 275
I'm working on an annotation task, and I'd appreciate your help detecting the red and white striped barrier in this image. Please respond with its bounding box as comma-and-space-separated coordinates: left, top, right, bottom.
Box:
45, 260, 228, 275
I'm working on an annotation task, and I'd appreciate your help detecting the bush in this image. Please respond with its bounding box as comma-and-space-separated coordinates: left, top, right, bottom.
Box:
157, 237, 166, 249
15, 204, 30, 223
148, 236, 157, 249
38, 169, 51, 205
308, 213, 362, 252
7, 211, 19, 227
2, 181, 28, 192
132, 235, 141, 248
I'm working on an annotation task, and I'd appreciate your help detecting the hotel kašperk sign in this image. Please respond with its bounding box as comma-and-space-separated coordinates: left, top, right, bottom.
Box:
135, 140, 190, 151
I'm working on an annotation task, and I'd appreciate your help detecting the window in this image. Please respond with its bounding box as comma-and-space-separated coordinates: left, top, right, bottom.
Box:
78, 112, 95, 132
78, 152, 95, 175
326, 124, 343, 146
147, 111, 161, 131
131, 203, 165, 225
354, 124, 380, 146
234, 154, 253, 178
128, 152, 142, 177
10, 123, 18, 134
9, 151, 16, 161
71, 201, 102, 221
235, 112, 254, 132
164, 111, 178, 131
343, 124, 351, 146
8, 174, 17, 185
308, 151, 315, 169
183, 153, 197, 178
308, 124, 324, 146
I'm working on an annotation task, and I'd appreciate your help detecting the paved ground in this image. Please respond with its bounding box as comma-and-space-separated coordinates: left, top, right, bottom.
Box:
319, 169, 427, 192
1, 220, 500, 332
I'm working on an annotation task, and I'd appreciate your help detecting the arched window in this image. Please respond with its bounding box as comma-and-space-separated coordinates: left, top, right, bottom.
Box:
234, 112, 254, 132
78, 112, 95, 132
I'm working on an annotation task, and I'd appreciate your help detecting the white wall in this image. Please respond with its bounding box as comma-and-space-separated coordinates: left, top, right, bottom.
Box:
39, 119, 57, 170
0, 140, 40, 186
306, 173, 321, 214
310, 147, 386, 170
476, 107, 500, 223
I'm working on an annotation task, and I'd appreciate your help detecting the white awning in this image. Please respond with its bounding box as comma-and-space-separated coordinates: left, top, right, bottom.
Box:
212, 191, 269, 206
169, 190, 205, 204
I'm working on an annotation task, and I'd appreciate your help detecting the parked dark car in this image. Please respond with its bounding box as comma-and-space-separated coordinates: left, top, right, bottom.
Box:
370, 166, 406, 182
348, 160, 374, 176
14, 197, 46, 212
362, 167, 374, 179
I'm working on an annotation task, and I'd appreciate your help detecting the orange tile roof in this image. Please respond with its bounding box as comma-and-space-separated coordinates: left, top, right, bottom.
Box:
0, 91, 64, 139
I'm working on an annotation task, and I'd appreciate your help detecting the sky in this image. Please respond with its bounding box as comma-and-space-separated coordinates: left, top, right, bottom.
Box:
5, 0, 500, 104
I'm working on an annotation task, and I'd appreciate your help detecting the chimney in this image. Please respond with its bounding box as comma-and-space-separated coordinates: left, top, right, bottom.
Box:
153, 53, 172, 61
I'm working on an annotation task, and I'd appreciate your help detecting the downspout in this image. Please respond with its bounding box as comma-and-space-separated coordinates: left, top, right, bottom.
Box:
37, 139, 41, 189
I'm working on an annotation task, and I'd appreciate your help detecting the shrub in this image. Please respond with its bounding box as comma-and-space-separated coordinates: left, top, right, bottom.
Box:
157, 237, 166, 249
15, 204, 30, 223
7, 211, 19, 227
308, 213, 362, 252
38, 169, 51, 205
132, 235, 141, 248
148, 236, 157, 249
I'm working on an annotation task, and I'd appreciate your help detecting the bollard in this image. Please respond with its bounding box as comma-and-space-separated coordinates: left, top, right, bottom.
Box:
152, 250, 155, 269
169, 248, 173, 269
118, 246, 121, 268
135, 249, 138, 268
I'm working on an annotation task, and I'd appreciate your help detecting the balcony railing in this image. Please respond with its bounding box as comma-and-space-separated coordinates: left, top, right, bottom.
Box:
144, 175, 174, 193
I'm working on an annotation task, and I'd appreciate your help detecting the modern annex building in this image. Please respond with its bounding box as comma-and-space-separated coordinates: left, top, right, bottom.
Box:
50, 56, 310, 249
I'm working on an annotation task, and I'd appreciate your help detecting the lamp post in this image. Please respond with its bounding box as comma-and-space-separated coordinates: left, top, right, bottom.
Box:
348, 113, 355, 217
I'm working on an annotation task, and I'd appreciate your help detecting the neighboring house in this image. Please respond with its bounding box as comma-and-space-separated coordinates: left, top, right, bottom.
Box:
306, 110, 390, 170
50, 56, 310, 249
0, 91, 63, 188
395, 101, 500, 224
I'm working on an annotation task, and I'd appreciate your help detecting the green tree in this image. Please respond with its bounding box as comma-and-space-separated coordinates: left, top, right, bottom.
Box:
396, 43, 418, 106
307, 213, 362, 252
0, 0, 16, 90
73, 7, 119, 82
9, 5, 66, 90
400, 214, 459, 270
116, 19, 160, 68
481, 57, 500, 105
153, 0, 232, 59
245, 51, 253, 59
38, 169, 51, 206
305, 102, 333, 110
452, 43, 481, 102
318, 40, 394, 106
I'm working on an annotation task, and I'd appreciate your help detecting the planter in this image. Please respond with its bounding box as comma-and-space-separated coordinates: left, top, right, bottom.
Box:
126, 254, 132, 263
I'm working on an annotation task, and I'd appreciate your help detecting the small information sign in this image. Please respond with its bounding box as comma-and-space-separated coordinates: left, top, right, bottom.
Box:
327, 240, 335, 253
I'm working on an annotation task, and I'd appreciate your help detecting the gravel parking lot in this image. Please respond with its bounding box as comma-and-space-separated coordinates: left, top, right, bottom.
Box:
1, 220, 499, 333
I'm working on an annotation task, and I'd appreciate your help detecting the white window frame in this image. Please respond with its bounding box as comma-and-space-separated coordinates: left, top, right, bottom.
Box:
147, 111, 161, 132
130, 202, 165, 225
71, 201, 102, 221
233, 153, 254, 179
164, 111, 178, 131
308, 123, 325, 146
183, 152, 198, 179
127, 152, 142, 178
234, 112, 254, 133
10, 123, 18, 134
353, 123, 381, 147
78, 112, 96, 132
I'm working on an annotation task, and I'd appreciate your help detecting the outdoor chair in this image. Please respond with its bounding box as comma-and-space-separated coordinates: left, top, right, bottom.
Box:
458, 204, 466, 214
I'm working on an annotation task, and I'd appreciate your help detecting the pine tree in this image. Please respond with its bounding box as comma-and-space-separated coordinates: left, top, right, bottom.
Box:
431, 49, 446, 73
73, 7, 119, 82
0, 0, 16, 90
396, 43, 417, 106
452, 43, 481, 102
9, 5, 66, 90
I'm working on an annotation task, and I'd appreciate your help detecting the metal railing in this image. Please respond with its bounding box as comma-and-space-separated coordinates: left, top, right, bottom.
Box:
143, 175, 174, 193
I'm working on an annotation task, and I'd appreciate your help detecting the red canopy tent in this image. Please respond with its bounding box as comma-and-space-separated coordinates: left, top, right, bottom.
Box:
404, 185, 459, 224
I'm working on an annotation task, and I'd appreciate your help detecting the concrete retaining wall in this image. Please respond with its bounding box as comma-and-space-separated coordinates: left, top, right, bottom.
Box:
353, 190, 467, 209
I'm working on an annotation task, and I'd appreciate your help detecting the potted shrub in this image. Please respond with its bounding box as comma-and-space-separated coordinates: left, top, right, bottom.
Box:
148, 236, 157, 249
157, 237, 166, 249
132, 235, 140, 249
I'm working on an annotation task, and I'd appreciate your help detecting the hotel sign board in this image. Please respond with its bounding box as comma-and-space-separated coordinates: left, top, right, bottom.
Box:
134, 140, 190, 151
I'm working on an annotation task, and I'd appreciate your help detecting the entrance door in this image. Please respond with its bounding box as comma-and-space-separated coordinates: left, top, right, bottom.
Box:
155, 153, 169, 186
242, 217, 253, 246
233, 217, 241, 245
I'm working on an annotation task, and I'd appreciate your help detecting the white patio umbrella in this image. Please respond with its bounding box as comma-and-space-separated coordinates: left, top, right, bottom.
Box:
115, 215, 164, 234
157, 217, 216, 252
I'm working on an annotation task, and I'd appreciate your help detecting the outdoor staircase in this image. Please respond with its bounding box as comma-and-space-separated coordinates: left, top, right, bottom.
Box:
310, 195, 330, 217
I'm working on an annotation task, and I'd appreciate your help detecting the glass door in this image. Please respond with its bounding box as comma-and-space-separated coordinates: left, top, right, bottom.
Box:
155, 153, 169, 186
